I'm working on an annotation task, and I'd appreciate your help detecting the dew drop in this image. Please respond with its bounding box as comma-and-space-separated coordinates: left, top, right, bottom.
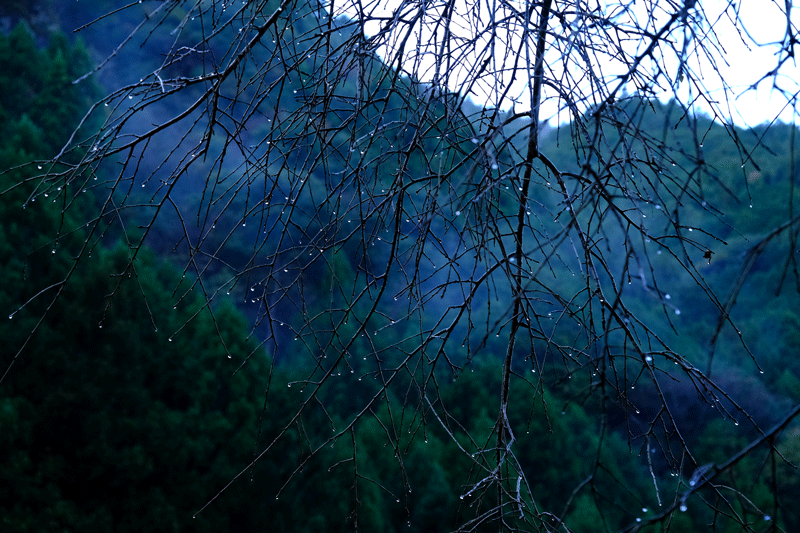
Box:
679, 504, 687, 512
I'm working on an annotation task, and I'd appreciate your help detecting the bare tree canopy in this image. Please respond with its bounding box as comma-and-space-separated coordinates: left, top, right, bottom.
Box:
5, 0, 800, 530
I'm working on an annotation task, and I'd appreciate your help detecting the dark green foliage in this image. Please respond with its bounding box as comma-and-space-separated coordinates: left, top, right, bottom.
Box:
0, 23, 46, 119
0, 24, 98, 157
3, 6, 800, 533
0, 240, 273, 531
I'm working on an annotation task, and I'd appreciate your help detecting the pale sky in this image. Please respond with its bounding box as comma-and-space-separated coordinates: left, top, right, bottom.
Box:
327, 0, 800, 128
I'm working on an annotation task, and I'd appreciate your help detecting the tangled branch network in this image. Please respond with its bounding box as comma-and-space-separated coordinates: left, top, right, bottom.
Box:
9, 0, 800, 530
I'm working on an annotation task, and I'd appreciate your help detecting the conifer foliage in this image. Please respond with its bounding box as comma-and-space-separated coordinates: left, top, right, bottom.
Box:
4, 0, 800, 531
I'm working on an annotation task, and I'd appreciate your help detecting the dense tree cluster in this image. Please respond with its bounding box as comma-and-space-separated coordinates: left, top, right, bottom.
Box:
0, 25, 647, 532
3, 0, 800, 531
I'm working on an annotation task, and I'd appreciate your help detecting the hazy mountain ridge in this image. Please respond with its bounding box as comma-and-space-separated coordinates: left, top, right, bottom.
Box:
3, 3, 800, 530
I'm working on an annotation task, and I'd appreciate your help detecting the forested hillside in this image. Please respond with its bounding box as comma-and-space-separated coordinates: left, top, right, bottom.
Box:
2, 1, 800, 531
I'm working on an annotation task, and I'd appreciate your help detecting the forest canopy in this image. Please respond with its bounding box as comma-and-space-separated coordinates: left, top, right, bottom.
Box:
2, 0, 800, 531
